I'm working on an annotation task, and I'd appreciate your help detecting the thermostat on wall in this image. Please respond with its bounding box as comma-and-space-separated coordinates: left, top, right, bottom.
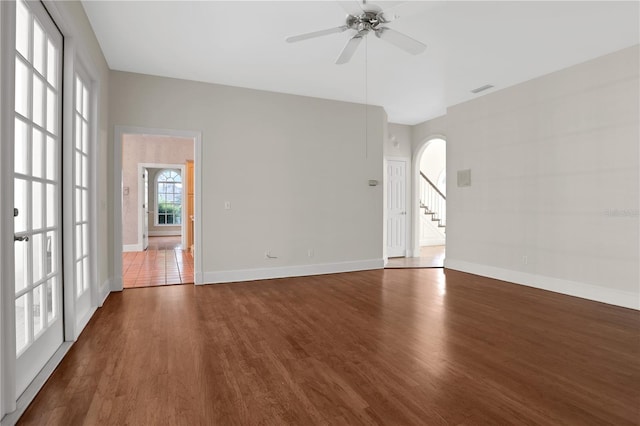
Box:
457, 169, 471, 187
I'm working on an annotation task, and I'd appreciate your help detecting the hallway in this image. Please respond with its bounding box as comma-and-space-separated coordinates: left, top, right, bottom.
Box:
122, 236, 193, 288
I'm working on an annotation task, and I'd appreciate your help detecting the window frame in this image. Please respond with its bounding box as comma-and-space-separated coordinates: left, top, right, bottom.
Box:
154, 169, 182, 227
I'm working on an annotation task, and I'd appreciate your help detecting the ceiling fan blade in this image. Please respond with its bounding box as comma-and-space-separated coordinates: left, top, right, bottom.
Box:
335, 31, 367, 64
377, 11, 398, 23
286, 26, 349, 43
337, 1, 364, 16
375, 27, 426, 55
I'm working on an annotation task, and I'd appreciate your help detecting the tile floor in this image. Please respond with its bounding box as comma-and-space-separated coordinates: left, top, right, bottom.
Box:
385, 245, 445, 268
123, 236, 194, 288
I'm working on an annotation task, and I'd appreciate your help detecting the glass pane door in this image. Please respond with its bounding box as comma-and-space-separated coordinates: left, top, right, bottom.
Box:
73, 69, 92, 321
14, 0, 63, 396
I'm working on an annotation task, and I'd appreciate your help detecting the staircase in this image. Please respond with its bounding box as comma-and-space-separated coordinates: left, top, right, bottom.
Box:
419, 172, 446, 233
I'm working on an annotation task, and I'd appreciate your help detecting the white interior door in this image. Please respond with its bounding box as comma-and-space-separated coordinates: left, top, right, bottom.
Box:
386, 159, 407, 258
142, 168, 149, 250
13, 0, 64, 396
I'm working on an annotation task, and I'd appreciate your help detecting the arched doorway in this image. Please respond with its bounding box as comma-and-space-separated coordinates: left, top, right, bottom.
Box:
412, 136, 446, 266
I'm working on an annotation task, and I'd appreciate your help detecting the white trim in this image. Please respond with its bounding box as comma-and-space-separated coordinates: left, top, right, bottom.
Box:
148, 230, 181, 237
122, 244, 142, 253
112, 276, 123, 293
201, 259, 384, 285
0, 1, 17, 416
0, 0, 4, 415
75, 307, 96, 340
113, 126, 202, 290
444, 259, 640, 310
98, 279, 110, 307
138, 166, 146, 249
0, 342, 72, 426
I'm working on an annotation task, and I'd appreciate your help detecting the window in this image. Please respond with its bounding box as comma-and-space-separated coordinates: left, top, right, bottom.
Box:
156, 170, 182, 225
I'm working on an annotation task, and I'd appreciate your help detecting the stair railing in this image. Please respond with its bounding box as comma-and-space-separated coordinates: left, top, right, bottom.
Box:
419, 172, 446, 227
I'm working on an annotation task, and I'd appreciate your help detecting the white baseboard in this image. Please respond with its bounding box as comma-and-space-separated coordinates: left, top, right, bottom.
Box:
420, 238, 446, 246
444, 259, 639, 310
148, 230, 180, 237
111, 276, 123, 292
201, 258, 384, 285
75, 307, 97, 340
122, 244, 141, 252
99, 278, 111, 307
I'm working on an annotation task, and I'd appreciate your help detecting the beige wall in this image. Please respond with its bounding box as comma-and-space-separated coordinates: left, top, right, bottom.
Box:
385, 123, 412, 158
110, 72, 384, 277
414, 45, 639, 308
121, 135, 193, 246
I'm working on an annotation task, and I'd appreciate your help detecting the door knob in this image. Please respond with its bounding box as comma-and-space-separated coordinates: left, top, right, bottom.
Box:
14, 235, 29, 242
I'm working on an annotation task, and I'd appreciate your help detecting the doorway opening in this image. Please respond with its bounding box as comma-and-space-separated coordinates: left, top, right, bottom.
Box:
120, 134, 195, 288
386, 137, 446, 268
417, 137, 446, 267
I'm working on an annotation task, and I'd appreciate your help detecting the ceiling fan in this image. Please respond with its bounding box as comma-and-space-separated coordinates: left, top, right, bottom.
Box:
285, 1, 426, 65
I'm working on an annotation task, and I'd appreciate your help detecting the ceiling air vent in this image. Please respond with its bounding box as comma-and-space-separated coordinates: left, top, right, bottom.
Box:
471, 84, 494, 94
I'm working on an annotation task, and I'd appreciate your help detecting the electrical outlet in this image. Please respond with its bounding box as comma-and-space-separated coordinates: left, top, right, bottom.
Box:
308, 249, 314, 258
522, 255, 528, 265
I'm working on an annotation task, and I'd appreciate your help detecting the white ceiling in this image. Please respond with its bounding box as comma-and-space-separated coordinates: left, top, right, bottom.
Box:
82, 1, 639, 125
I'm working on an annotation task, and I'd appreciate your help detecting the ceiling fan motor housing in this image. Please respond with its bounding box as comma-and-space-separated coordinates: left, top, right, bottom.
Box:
346, 11, 382, 33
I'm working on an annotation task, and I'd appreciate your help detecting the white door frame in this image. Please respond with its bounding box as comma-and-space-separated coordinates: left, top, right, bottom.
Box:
384, 157, 411, 259
136, 162, 187, 251
113, 126, 203, 290
0, 1, 14, 415
141, 167, 149, 251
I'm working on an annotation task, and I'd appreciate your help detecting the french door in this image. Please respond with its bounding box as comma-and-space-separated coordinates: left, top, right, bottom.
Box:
12, 0, 63, 396
71, 66, 93, 324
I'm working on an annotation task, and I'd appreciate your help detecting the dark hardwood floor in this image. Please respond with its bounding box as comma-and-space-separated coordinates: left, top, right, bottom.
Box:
18, 269, 640, 425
